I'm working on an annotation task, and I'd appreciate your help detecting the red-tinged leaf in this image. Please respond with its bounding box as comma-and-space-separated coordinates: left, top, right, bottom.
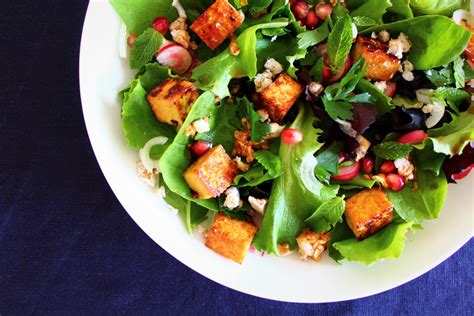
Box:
351, 104, 377, 134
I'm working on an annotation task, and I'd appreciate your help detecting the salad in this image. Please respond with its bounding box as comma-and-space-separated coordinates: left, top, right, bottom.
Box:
111, 0, 473, 265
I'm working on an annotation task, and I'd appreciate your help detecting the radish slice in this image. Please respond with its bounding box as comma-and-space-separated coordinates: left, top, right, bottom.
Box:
331, 160, 360, 181
452, 164, 474, 181
385, 82, 396, 98
156, 44, 192, 75
397, 130, 428, 144
323, 55, 352, 83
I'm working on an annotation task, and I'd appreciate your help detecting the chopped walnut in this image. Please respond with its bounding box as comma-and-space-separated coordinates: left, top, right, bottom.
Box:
229, 36, 240, 56
378, 30, 390, 42
264, 58, 283, 76
170, 17, 197, 50
232, 130, 269, 162
355, 135, 371, 161
233, 156, 250, 172
223, 187, 241, 210
248, 196, 268, 214
254, 71, 273, 93
296, 229, 331, 262
394, 157, 415, 179
278, 243, 294, 257
136, 162, 156, 187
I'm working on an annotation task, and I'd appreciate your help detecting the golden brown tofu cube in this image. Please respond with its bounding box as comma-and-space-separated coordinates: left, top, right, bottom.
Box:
259, 73, 304, 122
183, 145, 238, 199
352, 36, 401, 81
190, 0, 245, 49
205, 213, 257, 263
146, 79, 199, 126
344, 188, 393, 240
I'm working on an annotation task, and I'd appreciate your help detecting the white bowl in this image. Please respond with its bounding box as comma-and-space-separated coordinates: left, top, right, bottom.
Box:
79, 1, 473, 303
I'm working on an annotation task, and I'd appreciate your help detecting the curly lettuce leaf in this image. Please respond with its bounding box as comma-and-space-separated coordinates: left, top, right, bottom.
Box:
388, 169, 448, 224
109, 0, 177, 34
349, 0, 392, 24
363, 16, 472, 70
138, 63, 174, 92
332, 221, 413, 265
159, 92, 218, 210
121, 80, 176, 149
253, 105, 339, 253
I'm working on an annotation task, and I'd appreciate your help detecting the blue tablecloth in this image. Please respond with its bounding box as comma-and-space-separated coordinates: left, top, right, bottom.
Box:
0, 1, 472, 314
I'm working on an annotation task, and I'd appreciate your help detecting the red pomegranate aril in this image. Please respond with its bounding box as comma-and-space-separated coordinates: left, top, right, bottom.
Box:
191, 141, 211, 157
303, 10, 320, 29
385, 82, 397, 97
156, 44, 192, 75
127, 34, 138, 47
361, 156, 374, 174
331, 160, 360, 181
452, 164, 474, 181
292, 1, 309, 20
152, 16, 169, 35
281, 128, 304, 144
397, 130, 428, 144
315, 2, 333, 20
380, 160, 396, 174
322, 55, 352, 83
386, 173, 406, 192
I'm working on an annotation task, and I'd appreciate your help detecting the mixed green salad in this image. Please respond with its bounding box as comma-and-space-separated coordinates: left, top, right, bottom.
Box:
111, 0, 473, 265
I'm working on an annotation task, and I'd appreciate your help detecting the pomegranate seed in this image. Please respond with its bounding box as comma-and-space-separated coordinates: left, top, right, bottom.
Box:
380, 160, 396, 174
452, 164, 474, 181
397, 130, 428, 144
322, 55, 352, 83
384, 82, 397, 97
386, 173, 406, 192
303, 10, 320, 29
152, 16, 169, 35
292, 1, 309, 20
361, 156, 374, 174
127, 34, 138, 47
281, 128, 304, 144
331, 160, 360, 181
190, 141, 211, 157
315, 2, 333, 20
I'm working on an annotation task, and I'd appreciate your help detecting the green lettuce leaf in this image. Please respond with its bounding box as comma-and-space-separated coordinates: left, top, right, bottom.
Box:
110, 0, 177, 35
159, 92, 218, 210
333, 221, 413, 265
363, 16, 472, 70
305, 196, 345, 233
349, 0, 392, 24
138, 63, 174, 91
388, 169, 448, 224
121, 80, 176, 149
412, 143, 447, 176
427, 107, 474, 156
253, 105, 339, 253
410, 0, 469, 16
387, 0, 414, 19
297, 20, 330, 50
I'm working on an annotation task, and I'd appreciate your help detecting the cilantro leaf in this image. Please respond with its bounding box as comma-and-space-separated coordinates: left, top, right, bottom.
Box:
129, 28, 163, 69
233, 151, 282, 187
254, 151, 282, 178
323, 100, 354, 121
327, 14, 353, 73
373, 141, 413, 160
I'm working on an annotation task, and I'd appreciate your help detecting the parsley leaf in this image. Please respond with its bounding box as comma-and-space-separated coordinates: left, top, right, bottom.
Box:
373, 141, 413, 160
254, 151, 282, 178
453, 56, 465, 89
327, 14, 353, 73
129, 28, 163, 69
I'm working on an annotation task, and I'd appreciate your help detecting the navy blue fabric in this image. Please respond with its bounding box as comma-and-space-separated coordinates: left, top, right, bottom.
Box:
0, 1, 472, 314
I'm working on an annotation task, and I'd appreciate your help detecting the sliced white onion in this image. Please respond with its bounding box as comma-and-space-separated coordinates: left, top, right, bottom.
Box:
416, 89, 434, 104
139, 136, 169, 173
425, 100, 445, 129
352, 23, 358, 39
453, 9, 474, 27
119, 22, 129, 59
172, 0, 187, 18
300, 154, 322, 195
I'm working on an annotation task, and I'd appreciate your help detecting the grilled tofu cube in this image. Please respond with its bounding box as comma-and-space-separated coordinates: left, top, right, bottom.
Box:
183, 145, 238, 199
352, 36, 401, 81
190, 0, 245, 49
205, 213, 257, 263
259, 73, 304, 122
344, 188, 393, 240
146, 79, 199, 126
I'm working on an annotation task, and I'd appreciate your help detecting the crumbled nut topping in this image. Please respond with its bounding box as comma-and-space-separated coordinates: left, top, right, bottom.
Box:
387, 33, 411, 59
224, 187, 241, 210
170, 17, 197, 50
233, 156, 250, 172
308, 82, 324, 97
296, 229, 331, 262
248, 196, 268, 214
